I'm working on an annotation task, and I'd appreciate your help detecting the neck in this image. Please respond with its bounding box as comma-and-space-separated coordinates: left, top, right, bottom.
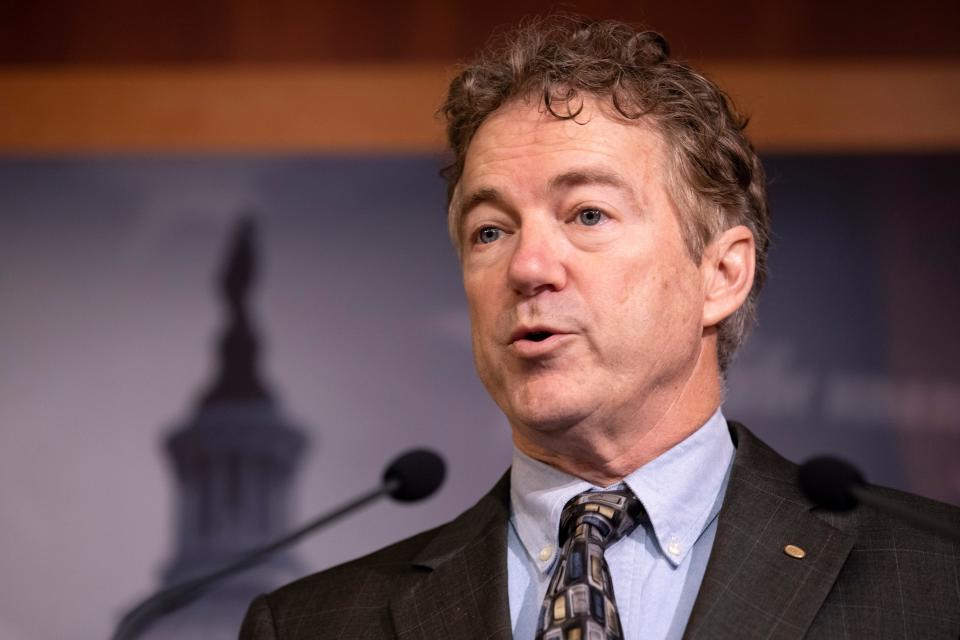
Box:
512, 335, 722, 486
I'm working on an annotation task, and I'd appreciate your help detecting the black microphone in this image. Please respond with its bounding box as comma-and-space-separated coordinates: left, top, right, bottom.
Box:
112, 449, 445, 640
798, 456, 959, 542
384, 449, 447, 501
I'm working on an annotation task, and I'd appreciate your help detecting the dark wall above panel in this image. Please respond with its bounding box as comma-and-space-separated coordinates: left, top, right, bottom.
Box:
3, 0, 960, 65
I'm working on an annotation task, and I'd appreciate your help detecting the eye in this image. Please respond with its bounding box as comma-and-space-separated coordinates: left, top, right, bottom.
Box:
475, 226, 503, 244
577, 208, 606, 226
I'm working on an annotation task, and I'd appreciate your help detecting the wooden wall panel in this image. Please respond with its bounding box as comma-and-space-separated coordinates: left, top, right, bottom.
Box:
2, 63, 959, 153
0, 66, 452, 152
712, 63, 960, 152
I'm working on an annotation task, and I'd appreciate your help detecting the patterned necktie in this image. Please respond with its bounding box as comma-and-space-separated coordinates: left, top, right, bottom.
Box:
535, 488, 643, 640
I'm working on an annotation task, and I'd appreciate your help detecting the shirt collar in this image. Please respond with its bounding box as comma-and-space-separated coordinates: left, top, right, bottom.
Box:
509, 408, 734, 572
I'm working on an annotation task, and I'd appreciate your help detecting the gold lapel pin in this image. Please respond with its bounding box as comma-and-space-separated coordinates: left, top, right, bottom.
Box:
784, 544, 806, 559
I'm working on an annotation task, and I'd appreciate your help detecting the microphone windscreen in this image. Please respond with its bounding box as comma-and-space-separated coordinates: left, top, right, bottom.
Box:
383, 449, 446, 502
798, 456, 865, 511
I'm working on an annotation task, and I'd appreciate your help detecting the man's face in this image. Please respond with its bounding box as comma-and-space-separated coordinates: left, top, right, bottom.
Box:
458, 96, 710, 438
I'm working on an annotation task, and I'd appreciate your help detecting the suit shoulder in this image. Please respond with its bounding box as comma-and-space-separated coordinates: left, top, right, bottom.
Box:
868, 483, 960, 517
812, 481, 959, 561
267, 520, 448, 604
243, 522, 452, 639
857, 484, 958, 541
729, 422, 959, 550
257, 470, 511, 620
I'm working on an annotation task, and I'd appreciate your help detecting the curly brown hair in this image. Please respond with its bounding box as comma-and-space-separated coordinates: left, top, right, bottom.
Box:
440, 16, 770, 371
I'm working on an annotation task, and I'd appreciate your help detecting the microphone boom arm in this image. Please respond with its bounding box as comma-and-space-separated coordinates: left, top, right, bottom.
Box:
112, 478, 400, 640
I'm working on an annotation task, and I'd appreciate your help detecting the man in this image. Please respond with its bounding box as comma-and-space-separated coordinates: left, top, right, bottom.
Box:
241, 17, 959, 639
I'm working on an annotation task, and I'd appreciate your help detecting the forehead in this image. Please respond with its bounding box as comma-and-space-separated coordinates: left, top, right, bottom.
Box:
461, 95, 668, 191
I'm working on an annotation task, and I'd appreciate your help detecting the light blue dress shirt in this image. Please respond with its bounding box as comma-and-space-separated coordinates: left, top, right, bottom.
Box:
507, 408, 735, 639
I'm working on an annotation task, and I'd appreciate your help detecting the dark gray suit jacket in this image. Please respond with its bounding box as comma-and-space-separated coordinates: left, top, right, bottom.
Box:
239, 423, 960, 639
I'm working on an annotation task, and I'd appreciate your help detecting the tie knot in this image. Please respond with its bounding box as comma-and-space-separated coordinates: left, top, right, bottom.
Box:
559, 488, 643, 549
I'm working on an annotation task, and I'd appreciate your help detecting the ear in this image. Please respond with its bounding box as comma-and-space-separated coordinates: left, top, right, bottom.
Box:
700, 225, 756, 328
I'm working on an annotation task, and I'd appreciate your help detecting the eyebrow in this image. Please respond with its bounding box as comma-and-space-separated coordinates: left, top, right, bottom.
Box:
459, 168, 636, 221
459, 187, 506, 222
547, 168, 634, 195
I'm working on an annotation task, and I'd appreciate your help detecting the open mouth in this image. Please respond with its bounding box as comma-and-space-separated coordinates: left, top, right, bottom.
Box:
509, 327, 570, 356
524, 331, 554, 342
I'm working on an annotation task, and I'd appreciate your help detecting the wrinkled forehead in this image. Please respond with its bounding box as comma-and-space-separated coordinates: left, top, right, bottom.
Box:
447, 95, 672, 250
464, 94, 661, 169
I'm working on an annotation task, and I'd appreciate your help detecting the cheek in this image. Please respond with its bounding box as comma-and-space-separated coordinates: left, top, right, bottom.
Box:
464, 272, 490, 317
612, 254, 672, 312
465, 279, 503, 357
615, 253, 702, 333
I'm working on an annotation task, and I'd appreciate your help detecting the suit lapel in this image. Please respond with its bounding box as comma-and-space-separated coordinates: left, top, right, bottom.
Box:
684, 423, 854, 640
389, 473, 513, 640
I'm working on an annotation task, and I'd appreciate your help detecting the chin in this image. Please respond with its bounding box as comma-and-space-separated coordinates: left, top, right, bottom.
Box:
504, 380, 592, 432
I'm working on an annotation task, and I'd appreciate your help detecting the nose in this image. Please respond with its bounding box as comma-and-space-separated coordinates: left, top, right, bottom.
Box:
506, 222, 568, 297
